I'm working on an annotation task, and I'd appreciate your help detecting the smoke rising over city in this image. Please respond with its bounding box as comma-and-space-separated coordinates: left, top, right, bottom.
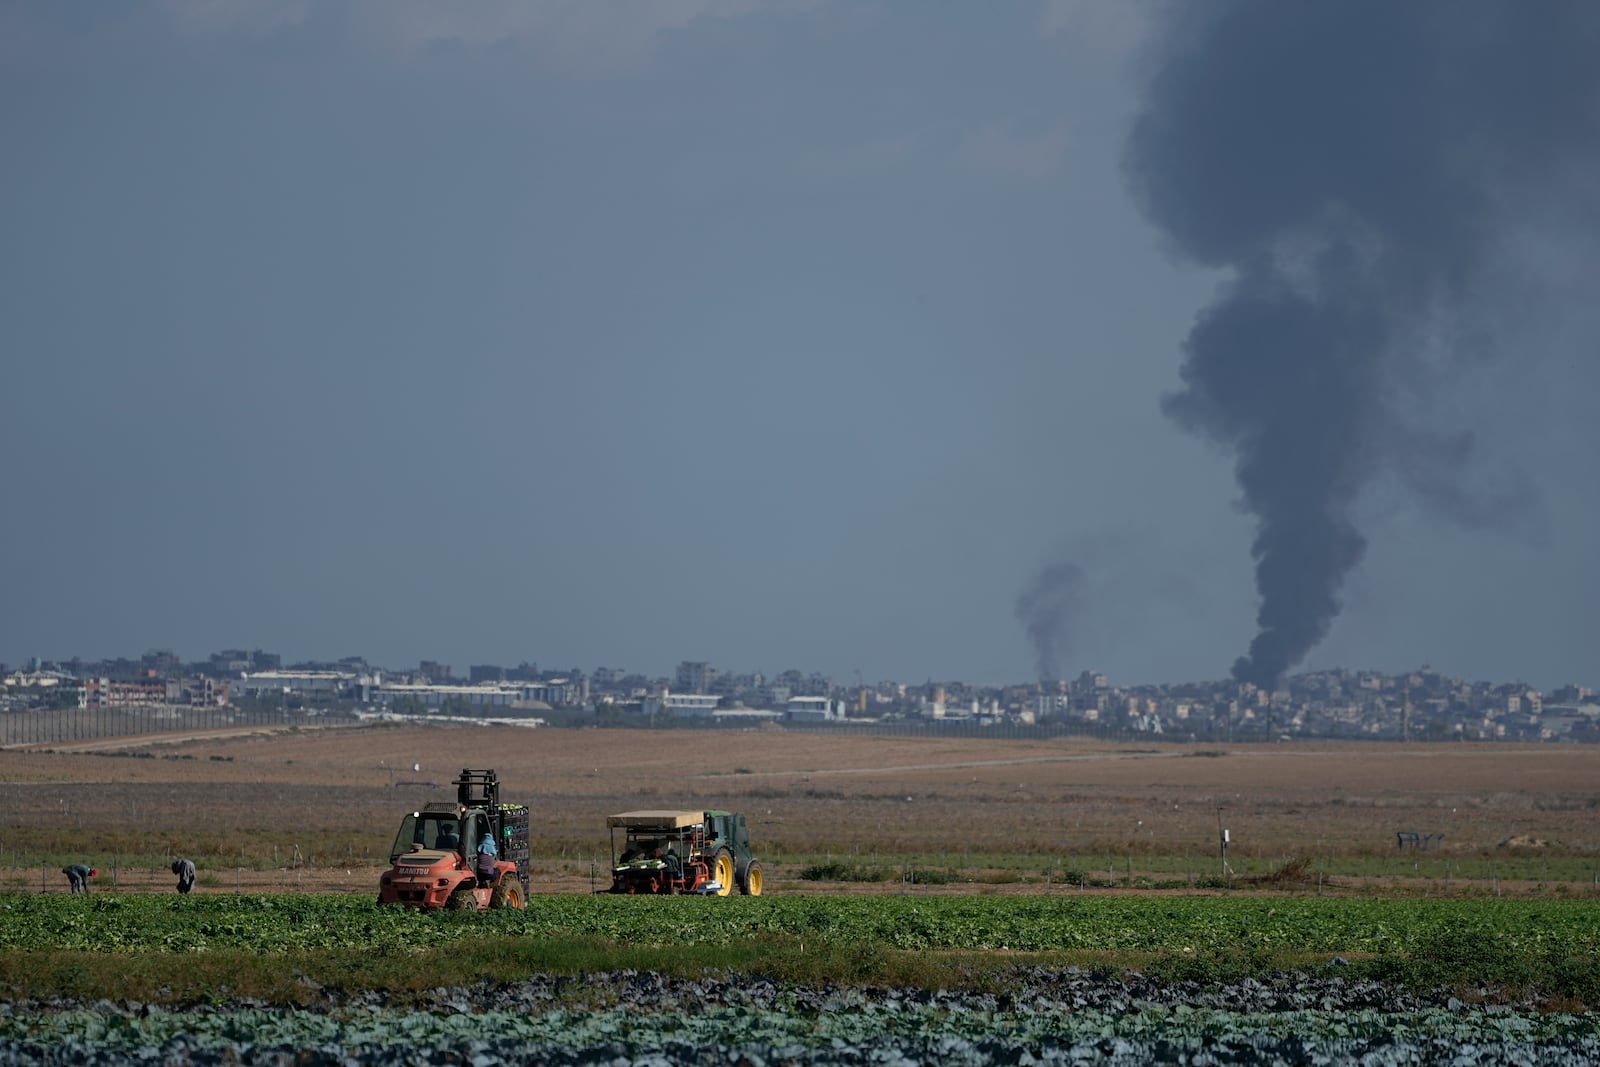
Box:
1125, 0, 1600, 688
1015, 562, 1086, 684
5, 6, 1598, 689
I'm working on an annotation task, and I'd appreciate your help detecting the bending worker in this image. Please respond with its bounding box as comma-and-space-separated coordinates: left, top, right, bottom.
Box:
62, 864, 96, 894
172, 857, 196, 894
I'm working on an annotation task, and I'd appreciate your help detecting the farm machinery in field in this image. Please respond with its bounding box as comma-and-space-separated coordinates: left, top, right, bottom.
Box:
378, 768, 529, 910
605, 809, 763, 896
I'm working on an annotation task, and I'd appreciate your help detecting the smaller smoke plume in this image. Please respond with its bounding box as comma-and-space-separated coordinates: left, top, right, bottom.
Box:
1015, 562, 1085, 683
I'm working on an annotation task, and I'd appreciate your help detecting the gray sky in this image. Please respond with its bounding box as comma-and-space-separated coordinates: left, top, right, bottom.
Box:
3, 1, 1595, 689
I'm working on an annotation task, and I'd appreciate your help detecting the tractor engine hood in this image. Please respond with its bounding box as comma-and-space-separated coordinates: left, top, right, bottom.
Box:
391, 849, 460, 872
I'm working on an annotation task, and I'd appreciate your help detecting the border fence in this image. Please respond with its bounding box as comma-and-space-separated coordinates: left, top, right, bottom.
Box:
0, 704, 359, 747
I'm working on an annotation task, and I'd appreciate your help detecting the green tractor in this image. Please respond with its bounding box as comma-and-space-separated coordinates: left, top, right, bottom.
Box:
605, 809, 763, 896
378, 768, 529, 910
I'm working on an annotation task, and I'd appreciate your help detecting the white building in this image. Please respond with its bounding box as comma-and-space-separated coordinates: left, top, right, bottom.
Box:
234, 670, 366, 698
376, 681, 567, 709
640, 691, 720, 718
785, 696, 845, 722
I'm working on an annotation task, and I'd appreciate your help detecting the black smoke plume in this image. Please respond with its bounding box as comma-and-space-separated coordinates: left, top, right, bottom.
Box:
1016, 562, 1085, 683
1126, 1, 1600, 688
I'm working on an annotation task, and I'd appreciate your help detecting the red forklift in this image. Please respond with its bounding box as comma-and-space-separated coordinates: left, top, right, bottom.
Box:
378, 768, 529, 910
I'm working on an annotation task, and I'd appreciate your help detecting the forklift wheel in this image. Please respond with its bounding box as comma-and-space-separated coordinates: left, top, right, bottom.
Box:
490, 880, 524, 910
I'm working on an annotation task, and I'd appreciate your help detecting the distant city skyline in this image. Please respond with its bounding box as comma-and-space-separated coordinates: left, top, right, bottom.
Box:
6, 642, 1593, 694
7, 645, 1594, 748
4, 3, 1595, 692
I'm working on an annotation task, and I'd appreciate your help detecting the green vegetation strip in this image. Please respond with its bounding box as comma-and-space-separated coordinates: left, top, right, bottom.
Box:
3, 893, 1597, 954
1, 893, 1597, 1004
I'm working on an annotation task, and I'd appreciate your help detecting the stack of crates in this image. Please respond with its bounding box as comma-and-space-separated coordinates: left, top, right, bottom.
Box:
499, 804, 531, 895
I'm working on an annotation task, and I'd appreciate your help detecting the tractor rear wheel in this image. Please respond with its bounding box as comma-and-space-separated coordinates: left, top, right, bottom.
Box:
711, 848, 734, 896
445, 886, 477, 911
738, 861, 763, 896
490, 879, 524, 910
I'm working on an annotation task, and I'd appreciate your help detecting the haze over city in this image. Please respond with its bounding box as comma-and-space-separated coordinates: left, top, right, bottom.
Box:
4, 1, 1596, 690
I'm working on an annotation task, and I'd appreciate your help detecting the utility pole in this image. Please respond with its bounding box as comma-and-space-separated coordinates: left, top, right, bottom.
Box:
1402, 679, 1411, 742
1216, 807, 1231, 885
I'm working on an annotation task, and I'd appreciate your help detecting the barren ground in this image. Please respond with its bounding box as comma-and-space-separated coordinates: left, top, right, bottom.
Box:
2, 722, 1597, 897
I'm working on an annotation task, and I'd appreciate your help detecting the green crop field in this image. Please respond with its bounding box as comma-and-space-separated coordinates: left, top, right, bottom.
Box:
4, 892, 1600, 1064
4, 891, 1598, 955
2, 892, 1598, 1003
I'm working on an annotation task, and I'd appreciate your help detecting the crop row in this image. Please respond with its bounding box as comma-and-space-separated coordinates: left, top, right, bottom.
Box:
2, 893, 1598, 957
4, 1002, 1599, 1053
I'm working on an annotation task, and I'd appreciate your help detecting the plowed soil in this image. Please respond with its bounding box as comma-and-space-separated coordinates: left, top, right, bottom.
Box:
3, 722, 1597, 896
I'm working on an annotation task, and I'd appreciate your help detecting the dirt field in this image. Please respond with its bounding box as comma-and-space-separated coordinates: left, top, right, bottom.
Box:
3, 722, 1597, 896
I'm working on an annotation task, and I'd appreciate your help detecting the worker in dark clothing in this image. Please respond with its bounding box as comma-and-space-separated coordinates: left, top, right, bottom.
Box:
62, 864, 96, 893
171, 858, 196, 894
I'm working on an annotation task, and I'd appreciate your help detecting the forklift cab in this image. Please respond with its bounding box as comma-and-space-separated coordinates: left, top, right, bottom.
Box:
391, 808, 466, 860
463, 811, 493, 855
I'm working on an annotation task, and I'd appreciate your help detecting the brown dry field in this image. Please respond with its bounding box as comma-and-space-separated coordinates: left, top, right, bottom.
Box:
3, 721, 1598, 897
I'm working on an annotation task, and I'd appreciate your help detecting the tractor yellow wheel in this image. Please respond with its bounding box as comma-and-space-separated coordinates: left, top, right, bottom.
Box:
740, 862, 763, 896
713, 849, 735, 896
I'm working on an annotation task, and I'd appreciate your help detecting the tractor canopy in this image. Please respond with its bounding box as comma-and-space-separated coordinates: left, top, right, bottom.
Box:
605, 810, 703, 830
